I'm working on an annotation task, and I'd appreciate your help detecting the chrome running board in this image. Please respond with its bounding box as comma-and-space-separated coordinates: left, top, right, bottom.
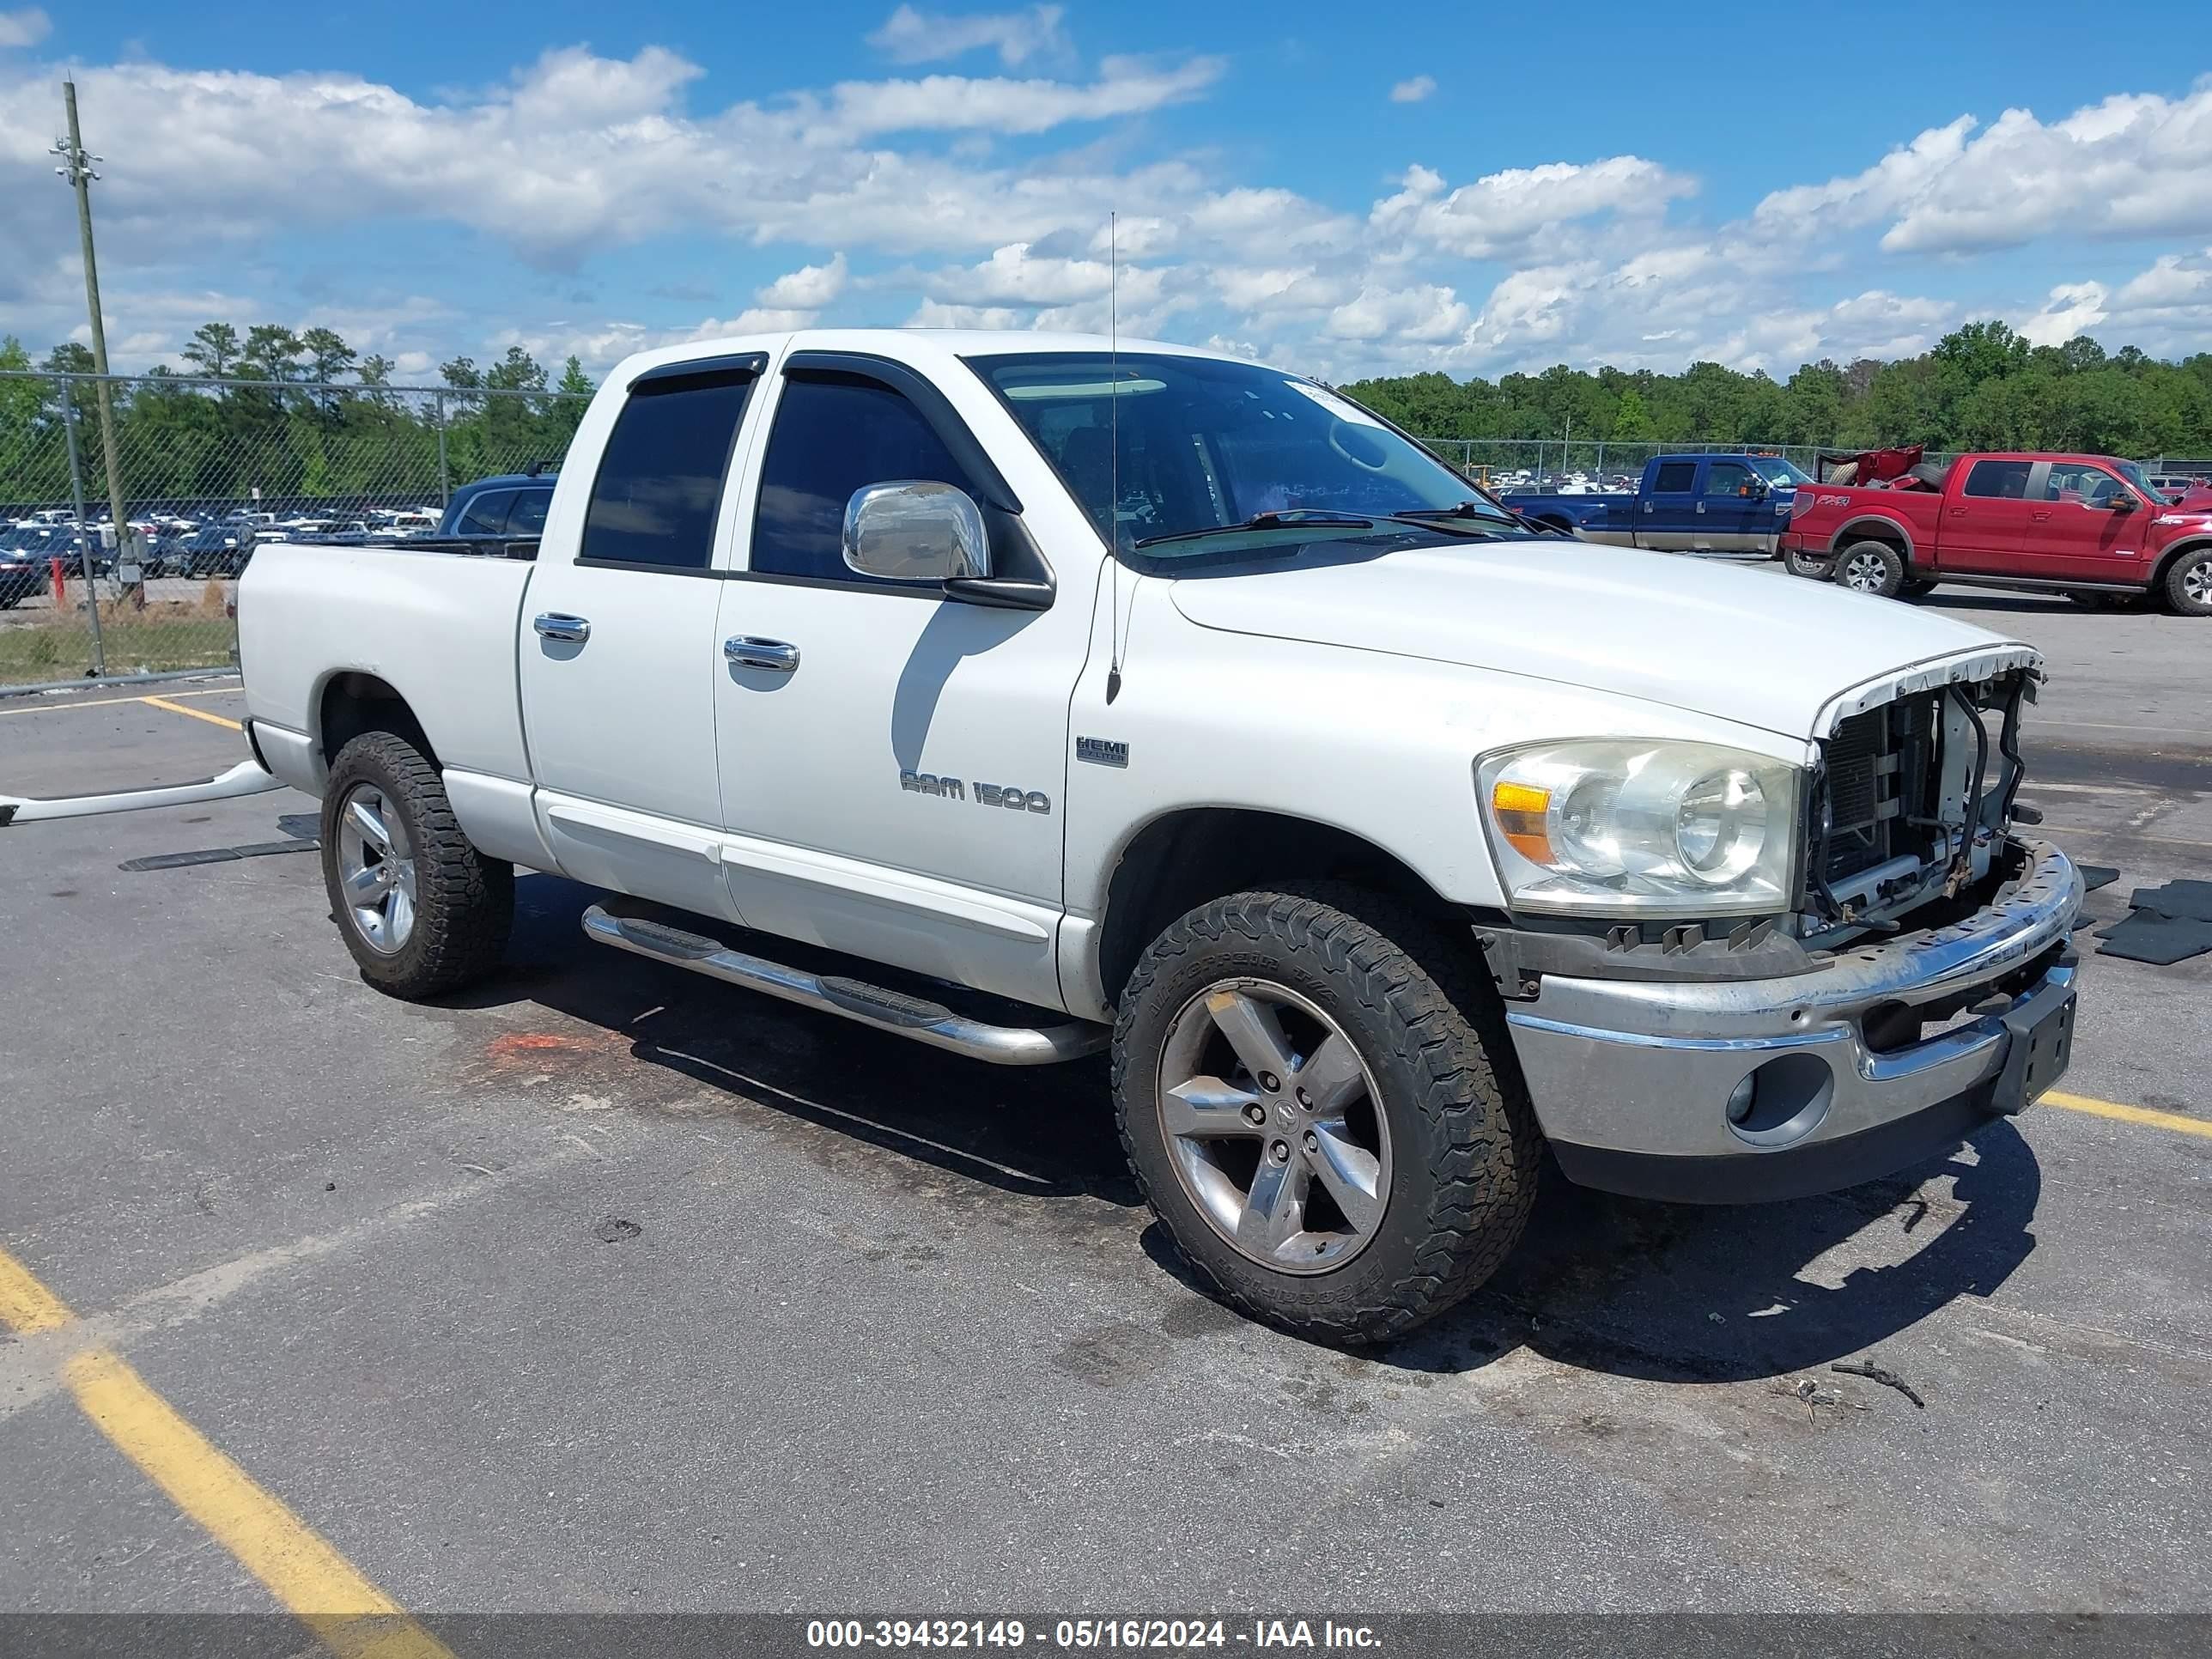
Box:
580, 904, 1107, 1066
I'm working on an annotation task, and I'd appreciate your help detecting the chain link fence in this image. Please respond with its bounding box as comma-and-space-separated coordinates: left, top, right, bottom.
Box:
1413, 438, 1959, 491
1419, 438, 2212, 490
12, 375, 2206, 696
0, 371, 587, 694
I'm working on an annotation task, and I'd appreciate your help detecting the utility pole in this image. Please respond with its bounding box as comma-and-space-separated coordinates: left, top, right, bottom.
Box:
52, 79, 131, 571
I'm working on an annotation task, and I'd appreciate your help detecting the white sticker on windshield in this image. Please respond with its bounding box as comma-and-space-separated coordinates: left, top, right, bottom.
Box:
1288, 381, 1385, 428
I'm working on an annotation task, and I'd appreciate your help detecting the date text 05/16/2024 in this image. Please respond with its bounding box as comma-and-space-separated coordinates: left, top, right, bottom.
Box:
805, 1620, 1382, 1650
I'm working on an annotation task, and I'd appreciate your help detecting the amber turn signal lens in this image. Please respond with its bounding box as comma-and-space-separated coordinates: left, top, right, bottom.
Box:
1491, 780, 1553, 865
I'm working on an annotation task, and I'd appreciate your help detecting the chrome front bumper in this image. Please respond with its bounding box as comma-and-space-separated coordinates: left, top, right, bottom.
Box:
1504, 841, 2083, 1202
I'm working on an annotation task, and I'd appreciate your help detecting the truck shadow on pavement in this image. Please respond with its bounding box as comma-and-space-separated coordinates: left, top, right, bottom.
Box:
1911, 592, 2076, 617
456, 874, 2040, 1386
1398, 1133, 2039, 1382
446, 874, 1139, 1207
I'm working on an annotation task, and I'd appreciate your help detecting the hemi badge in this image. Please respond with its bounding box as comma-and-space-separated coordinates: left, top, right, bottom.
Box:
1076, 736, 1128, 769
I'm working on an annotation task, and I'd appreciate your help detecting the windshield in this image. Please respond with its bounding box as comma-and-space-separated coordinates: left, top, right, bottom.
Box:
1749, 455, 1811, 485
971, 351, 1532, 568
2114, 460, 2165, 500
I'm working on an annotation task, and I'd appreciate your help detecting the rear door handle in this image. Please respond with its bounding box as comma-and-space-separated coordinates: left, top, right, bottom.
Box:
533, 612, 591, 643
725, 636, 799, 672
2030, 511, 2051, 521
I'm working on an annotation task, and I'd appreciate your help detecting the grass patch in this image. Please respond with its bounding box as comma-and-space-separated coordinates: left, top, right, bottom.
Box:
0, 595, 238, 683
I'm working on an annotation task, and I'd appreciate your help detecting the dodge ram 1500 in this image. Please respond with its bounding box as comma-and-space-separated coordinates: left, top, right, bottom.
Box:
215, 331, 2082, 1342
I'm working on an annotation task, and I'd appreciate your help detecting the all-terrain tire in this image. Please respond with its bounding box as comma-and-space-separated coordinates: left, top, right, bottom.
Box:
319, 731, 514, 999
2163, 547, 2212, 617
1784, 547, 1834, 580
1112, 884, 1541, 1346
1833, 539, 1905, 599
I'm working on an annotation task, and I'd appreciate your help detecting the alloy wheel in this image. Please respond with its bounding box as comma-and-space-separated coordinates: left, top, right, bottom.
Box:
335, 782, 417, 955
1842, 550, 1889, 592
1155, 980, 1391, 1274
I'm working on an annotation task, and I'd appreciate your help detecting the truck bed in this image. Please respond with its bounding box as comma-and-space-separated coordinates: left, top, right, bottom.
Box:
239, 541, 539, 785
1498, 489, 1638, 543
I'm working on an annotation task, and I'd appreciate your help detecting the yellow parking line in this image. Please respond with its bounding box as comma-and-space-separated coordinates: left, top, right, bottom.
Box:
141, 694, 244, 732
0, 1248, 74, 1334
2043, 1091, 2212, 1139
0, 684, 239, 717
0, 1244, 456, 1659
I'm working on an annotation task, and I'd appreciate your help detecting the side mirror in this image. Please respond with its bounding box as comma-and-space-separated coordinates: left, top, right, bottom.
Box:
1744, 478, 1769, 500
842, 481, 990, 583
2106, 491, 2138, 513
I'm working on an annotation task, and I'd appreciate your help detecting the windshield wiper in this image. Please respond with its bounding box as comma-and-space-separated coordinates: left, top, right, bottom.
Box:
1391, 501, 1522, 530
1133, 509, 1375, 550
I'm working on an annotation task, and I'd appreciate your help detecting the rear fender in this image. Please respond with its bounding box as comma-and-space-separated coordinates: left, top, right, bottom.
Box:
1829, 514, 1917, 562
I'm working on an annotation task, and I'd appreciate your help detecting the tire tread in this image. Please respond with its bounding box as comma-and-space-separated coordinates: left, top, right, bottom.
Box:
322, 732, 512, 999
1111, 883, 1539, 1345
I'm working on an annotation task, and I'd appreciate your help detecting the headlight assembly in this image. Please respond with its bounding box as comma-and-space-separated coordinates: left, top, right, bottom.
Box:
1478, 740, 1802, 917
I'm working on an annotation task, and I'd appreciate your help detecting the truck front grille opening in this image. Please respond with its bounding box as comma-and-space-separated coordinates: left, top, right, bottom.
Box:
1812, 693, 1949, 909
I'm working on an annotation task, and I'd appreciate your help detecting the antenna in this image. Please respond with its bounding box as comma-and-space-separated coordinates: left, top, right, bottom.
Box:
1106, 210, 1122, 704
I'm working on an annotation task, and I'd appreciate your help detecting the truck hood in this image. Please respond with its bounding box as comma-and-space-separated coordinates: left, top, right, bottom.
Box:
1166, 539, 2038, 740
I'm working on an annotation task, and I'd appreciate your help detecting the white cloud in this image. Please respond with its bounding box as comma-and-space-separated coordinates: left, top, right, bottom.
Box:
757, 253, 849, 309
1389, 75, 1435, 105
1754, 83, 2212, 256
866, 5, 1071, 69
0, 7, 48, 48
906, 299, 1022, 329
1370, 157, 1695, 259
1749, 117, 1973, 242
924, 241, 1159, 306
1208, 264, 1351, 316
0, 46, 1226, 268
1323, 282, 1470, 343
2018, 246, 2212, 356
818, 54, 1222, 140
5, 29, 2212, 385
2020, 282, 2110, 349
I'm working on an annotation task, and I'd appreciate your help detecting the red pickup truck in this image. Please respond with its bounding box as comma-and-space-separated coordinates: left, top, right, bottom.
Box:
1780, 452, 2212, 616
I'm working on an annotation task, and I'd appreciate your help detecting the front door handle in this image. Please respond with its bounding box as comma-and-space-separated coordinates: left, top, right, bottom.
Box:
725, 636, 799, 672
533, 612, 591, 643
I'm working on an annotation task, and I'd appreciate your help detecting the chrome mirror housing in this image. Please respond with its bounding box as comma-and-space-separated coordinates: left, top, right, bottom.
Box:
842, 481, 990, 583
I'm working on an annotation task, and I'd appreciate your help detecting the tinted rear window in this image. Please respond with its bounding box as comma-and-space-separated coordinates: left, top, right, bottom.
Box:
580, 377, 754, 569
507, 488, 550, 535
1651, 461, 1697, 492
1964, 460, 2033, 500
455, 489, 514, 535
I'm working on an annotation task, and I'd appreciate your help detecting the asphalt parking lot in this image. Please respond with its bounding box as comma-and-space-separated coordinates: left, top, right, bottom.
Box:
1, 575, 2208, 1636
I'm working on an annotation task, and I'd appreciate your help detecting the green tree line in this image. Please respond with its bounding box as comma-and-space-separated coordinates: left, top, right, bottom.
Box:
1340, 320, 2212, 459
0, 323, 595, 510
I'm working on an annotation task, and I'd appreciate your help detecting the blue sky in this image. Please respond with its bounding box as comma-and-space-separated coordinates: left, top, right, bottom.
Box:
4, 1, 2211, 384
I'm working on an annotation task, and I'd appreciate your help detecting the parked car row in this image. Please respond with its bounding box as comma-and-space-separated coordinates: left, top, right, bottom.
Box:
0, 523, 102, 604
0, 484, 544, 592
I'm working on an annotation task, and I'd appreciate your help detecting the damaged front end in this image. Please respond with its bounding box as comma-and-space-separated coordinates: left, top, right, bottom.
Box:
1803, 660, 2039, 943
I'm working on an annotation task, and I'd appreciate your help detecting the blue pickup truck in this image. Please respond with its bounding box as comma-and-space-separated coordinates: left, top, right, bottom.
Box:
1500, 453, 1808, 555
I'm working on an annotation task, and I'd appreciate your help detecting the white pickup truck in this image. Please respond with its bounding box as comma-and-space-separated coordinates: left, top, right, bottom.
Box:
223, 330, 2082, 1343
